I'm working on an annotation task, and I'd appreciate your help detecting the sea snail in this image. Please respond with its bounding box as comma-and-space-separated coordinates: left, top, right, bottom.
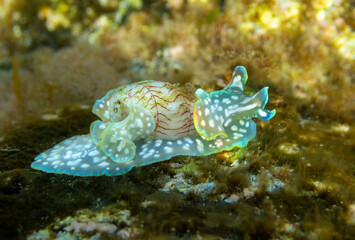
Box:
31, 66, 276, 176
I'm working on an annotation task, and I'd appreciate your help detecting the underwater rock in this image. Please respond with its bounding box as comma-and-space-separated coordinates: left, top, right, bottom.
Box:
161, 173, 216, 197
70, 221, 117, 234
31, 66, 275, 176
223, 194, 241, 204
28, 209, 139, 239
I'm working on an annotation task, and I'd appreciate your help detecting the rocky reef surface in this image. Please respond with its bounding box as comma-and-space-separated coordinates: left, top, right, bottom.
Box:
0, 0, 354, 239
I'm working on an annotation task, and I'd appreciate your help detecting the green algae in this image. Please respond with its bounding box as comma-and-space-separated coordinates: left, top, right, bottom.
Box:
1, 104, 354, 239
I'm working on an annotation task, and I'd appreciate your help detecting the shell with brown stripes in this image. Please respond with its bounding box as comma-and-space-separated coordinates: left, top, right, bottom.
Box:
104, 80, 196, 140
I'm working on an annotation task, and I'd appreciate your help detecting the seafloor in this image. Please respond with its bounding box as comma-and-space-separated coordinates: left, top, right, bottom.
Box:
0, 0, 354, 239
